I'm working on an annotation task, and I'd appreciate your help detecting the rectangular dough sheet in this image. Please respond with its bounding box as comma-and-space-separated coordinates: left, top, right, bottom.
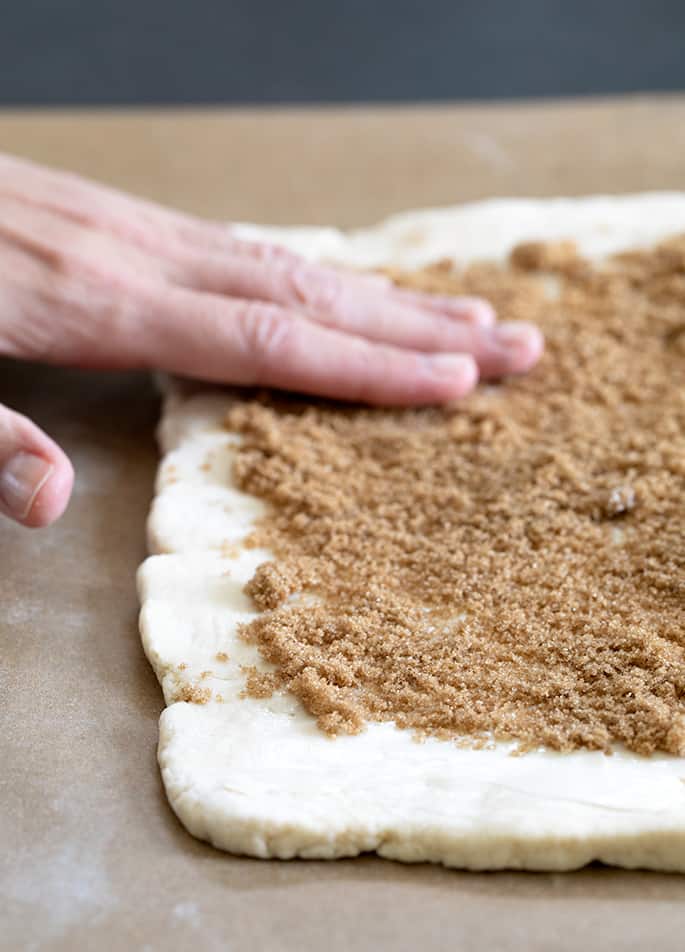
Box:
138, 194, 685, 871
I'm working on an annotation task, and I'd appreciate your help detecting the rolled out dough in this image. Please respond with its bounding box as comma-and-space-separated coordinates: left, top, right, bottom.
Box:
138, 194, 685, 871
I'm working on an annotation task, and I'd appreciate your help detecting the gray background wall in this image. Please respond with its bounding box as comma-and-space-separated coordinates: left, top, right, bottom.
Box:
2, 0, 684, 105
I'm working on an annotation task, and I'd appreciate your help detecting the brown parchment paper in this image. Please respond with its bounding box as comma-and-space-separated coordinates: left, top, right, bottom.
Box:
2, 97, 685, 951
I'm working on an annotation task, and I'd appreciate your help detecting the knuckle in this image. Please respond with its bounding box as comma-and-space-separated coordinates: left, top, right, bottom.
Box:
31, 236, 101, 308
49, 247, 89, 287
252, 241, 298, 265
289, 264, 342, 313
34, 258, 142, 364
237, 302, 293, 368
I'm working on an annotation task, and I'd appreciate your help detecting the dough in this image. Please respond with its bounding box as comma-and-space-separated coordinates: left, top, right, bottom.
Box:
138, 194, 685, 871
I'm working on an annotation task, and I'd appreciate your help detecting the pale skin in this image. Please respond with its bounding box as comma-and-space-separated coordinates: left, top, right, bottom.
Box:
0, 153, 544, 529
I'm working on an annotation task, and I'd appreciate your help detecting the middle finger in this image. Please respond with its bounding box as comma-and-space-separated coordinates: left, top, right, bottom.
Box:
175, 252, 543, 378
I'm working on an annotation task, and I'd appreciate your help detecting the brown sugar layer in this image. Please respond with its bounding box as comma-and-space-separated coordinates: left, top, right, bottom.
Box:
226, 237, 685, 755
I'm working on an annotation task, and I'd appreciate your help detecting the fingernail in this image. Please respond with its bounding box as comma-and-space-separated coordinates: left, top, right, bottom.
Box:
464, 298, 496, 327
493, 321, 540, 349
493, 322, 544, 364
0, 452, 54, 519
427, 353, 477, 381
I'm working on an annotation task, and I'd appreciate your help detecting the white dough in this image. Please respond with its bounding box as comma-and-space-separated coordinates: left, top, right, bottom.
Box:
138, 194, 685, 871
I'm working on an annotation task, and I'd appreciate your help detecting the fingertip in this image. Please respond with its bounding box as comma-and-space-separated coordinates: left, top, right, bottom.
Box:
24, 453, 74, 528
522, 324, 545, 371
0, 449, 74, 529
494, 322, 545, 374
0, 404, 76, 528
397, 289, 497, 328
456, 297, 497, 328
422, 353, 479, 403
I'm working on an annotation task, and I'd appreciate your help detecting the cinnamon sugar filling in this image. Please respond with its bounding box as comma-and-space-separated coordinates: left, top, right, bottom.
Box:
226, 237, 685, 755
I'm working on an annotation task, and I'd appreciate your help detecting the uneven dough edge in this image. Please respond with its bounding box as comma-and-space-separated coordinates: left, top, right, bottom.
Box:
140, 193, 685, 871
157, 705, 685, 872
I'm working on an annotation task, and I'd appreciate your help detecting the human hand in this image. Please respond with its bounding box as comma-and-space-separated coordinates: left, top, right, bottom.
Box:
0, 153, 543, 527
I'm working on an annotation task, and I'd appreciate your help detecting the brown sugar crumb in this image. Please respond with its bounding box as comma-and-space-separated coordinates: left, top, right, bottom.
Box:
163, 463, 180, 485
510, 239, 585, 276
245, 561, 301, 610
174, 683, 212, 704
240, 665, 283, 699
227, 235, 685, 756
215, 651, 229, 663
666, 717, 685, 756
177, 662, 188, 671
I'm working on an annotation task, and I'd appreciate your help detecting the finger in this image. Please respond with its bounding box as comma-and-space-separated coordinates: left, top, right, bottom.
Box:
329, 270, 496, 325
0, 156, 541, 382
387, 288, 496, 327
0, 153, 504, 334
143, 290, 479, 406
0, 404, 74, 527
0, 152, 501, 335
0, 152, 298, 266
175, 255, 541, 377
292, 268, 497, 327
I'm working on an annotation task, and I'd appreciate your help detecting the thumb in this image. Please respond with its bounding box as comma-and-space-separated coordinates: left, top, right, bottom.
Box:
0, 404, 74, 528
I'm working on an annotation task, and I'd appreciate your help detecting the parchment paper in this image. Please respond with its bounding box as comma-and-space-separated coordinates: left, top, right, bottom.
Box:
3, 97, 685, 950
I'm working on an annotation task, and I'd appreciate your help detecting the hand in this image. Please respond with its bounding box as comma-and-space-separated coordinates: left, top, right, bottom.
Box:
0, 153, 543, 527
